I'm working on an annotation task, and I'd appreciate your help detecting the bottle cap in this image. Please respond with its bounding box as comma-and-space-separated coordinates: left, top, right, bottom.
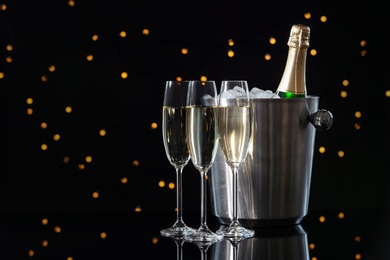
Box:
288, 24, 310, 48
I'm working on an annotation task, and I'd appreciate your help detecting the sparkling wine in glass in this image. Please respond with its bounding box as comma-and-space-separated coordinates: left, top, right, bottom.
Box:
185, 80, 223, 243
216, 80, 255, 239
161, 80, 195, 237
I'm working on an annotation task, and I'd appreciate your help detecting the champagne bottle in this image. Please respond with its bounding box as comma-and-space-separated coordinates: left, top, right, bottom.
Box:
276, 24, 310, 98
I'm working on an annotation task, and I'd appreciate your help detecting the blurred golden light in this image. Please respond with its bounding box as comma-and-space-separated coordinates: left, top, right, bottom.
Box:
41, 143, 48, 151
63, 156, 70, 163
152, 237, 159, 244
1, 4, 7, 11
309, 243, 315, 249
54, 226, 61, 233
304, 12, 311, 19
78, 163, 85, 170
385, 90, 390, 97
121, 71, 128, 79
319, 146, 326, 153
360, 40, 367, 47
135, 206, 142, 212
100, 232, 107, 239
269, 37, 276, 45
42, 240, 48, 247
27, 108, 33, 115
48, 65, 55, 72
340, 90, 347, 98
360, 50, 367, 57
6, 56, 13, 63
176, 76, 182, 82
65, 106, 72, 113
200, 76, 207, 81
28, 250, 34, 257
121, 177, 128, 184
67, 257, 74, 260
132, 160, 140, 166
6, 44, 13, 51
228, 39, 234, 46
355, 253, 362, 259
68, 0, 75, 7
0, 72, 4, 79
319, 216, 326, 223
354, 236, 362, 242
320, 15, 327, 22
181, 48, 188, 55
41, 75, 48, 82
338, 212, 345, 219
311, 257, 318, 260
26, 97, 33, 105
227, 50, 234, 58
41, 122, 47, 129
86, 54, 93, 61
151, 122, 158, 129
92, 191, 99, 199
42, 218, 49, 225
310, 49, 317, 56
119, 31, 127, 37
142, 28, 150, 36
158, 180, 165, 187
264, 53, 271, 61
99, 129, 106, 136
53, 134, 60, 141
338, 150, 345, 158
168, 182, 175, 189
342, 79, 349, 86
355, 111, 362, 118
85, 156, 92, 163
92, 34, 99, 41
354, 123, 361, 130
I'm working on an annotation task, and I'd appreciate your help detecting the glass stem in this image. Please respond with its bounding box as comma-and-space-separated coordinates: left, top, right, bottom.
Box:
200, 169, 208, 230
175, 166, 184, 224
232, 167, 239, 227
176, 241, 184, 260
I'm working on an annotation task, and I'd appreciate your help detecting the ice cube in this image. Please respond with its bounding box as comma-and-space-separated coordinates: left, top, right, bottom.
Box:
220, 90, 236, 98
250, 87, 265, 98
233, 86, 245, 94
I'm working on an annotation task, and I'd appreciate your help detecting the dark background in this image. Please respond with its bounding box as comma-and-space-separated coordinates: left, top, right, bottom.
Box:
0, 0, 389, 214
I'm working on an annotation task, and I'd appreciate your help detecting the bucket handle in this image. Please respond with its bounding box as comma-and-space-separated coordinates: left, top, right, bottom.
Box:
309, 109, 333, 131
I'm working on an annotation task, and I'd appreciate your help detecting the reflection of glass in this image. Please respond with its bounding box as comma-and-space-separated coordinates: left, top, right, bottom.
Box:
161, 80, 195, 237
216, 80, 254, 239
185, 80, 223, 243
167, 237, 185, 260
189, 239, 223, 260
211, 224, 310, 260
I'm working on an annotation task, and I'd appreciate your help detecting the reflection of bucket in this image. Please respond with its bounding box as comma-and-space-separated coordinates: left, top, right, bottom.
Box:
210, 97, 321, 227
211, 225, 309, 260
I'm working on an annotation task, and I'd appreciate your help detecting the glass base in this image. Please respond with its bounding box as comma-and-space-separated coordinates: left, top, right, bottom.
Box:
160, 224, 196, 237
216, 225, 255, 238
184, 227, 224, 243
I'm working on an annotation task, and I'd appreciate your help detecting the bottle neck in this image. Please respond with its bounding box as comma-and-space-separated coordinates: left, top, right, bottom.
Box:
276, 45, 308, 98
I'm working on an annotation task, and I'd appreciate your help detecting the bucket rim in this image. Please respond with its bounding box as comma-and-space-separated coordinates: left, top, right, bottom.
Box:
250, 95, 319, 102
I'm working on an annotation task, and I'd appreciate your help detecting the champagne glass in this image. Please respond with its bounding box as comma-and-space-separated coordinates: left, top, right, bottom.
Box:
161, 80, 195, 237
185, 80, 223, 243
216, 80, 255, 238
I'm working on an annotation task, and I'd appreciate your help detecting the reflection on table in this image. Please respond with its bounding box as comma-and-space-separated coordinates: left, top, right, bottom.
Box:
0, 210, 389, 259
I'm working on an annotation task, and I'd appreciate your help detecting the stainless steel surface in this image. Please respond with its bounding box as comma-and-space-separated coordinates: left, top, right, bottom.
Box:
210, 97, 320, 227
211, 225, 309, 260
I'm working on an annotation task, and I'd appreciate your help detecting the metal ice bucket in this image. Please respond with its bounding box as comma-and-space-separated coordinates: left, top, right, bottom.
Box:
210, 96, 332, 227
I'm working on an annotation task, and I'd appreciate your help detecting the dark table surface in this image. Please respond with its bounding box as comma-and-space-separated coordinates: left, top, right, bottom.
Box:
0, 209, 389, 259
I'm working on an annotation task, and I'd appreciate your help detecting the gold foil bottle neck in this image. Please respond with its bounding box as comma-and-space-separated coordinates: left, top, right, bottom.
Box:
288, 24, 310, 48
